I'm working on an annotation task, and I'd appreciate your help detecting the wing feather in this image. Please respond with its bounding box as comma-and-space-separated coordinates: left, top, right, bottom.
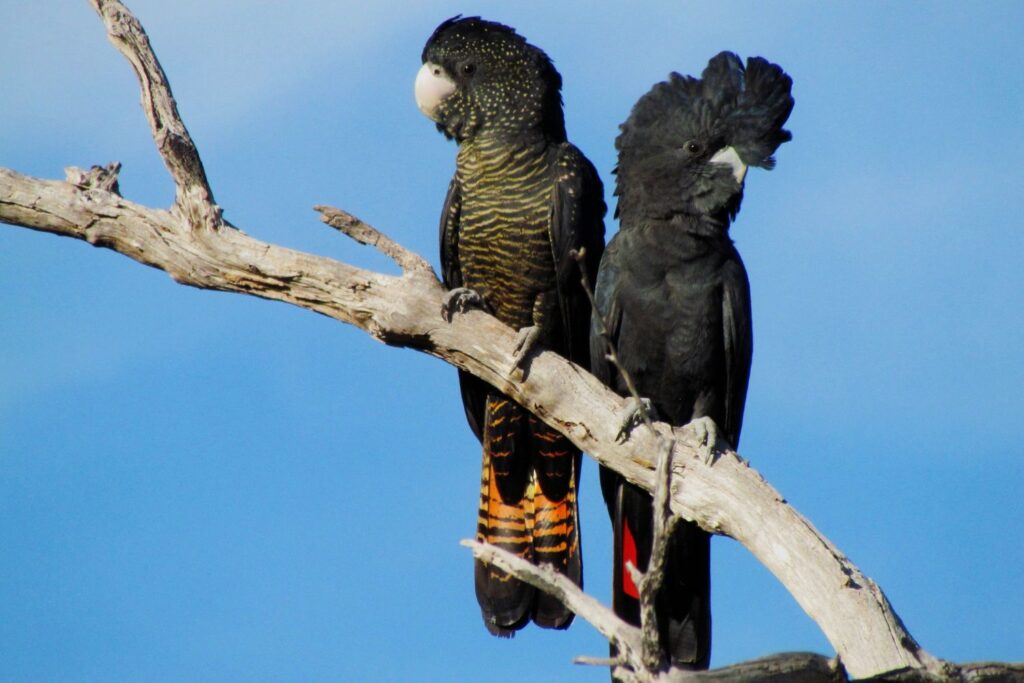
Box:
721, 255, 753, 447
549, 143, 606, 365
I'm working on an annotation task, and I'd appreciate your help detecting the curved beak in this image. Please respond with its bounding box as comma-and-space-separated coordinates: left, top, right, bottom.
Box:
710, 145, 748, 185
415, 62, 456, 121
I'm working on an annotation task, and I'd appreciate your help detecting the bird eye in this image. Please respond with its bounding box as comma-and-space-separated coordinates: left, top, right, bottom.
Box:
685, 141, 701, 155
461, 62, 476, 76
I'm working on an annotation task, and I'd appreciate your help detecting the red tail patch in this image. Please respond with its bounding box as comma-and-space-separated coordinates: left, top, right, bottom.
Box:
622, 521, 640, 599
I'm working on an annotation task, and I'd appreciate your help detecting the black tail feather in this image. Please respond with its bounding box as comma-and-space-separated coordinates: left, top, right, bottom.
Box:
601, 467, 711, 669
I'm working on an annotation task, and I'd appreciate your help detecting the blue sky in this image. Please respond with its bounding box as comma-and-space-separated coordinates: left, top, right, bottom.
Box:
2, 1, 1022, 681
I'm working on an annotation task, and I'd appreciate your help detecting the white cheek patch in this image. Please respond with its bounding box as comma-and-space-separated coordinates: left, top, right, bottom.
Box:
710, 145, 748, 185
415, 62, 456, 121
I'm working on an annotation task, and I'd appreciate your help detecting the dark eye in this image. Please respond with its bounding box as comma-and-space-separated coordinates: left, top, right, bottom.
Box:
460, 62, 476, 76
685, 140, 701, 155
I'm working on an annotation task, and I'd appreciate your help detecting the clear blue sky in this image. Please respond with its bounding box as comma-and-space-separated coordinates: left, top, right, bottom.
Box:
2, 1, 1022, 681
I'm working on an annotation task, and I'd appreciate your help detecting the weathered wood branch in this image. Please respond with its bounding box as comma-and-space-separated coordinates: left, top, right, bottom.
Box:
0, 161, 941, 679
637, 437, 680, 671
465, 543, 1022, 682
317, 204, 434, 275
3, 1, 1018, 680
90, 0, 221, 230
465, 540, 646, 683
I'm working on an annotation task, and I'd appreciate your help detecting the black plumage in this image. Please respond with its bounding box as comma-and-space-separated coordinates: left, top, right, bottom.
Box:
415, 17, 605, 635
591, 52, 793, 669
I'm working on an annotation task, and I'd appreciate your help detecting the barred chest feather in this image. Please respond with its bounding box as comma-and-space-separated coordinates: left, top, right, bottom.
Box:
455, 138, 557, 328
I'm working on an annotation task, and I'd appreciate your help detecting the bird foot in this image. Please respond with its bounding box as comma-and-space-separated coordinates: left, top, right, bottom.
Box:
615, 397, 658, 443
685, 416, 719, 465
509, 325, 542, 375
441, 287, 483, 322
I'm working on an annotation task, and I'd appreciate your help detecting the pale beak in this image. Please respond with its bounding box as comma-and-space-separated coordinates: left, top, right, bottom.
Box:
415, 62, 456, 121
710, 145, 748, 185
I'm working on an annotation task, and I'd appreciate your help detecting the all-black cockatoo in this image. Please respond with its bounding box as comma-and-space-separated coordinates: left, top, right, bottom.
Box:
591, 52, 793, 669
414, 16, 605, 635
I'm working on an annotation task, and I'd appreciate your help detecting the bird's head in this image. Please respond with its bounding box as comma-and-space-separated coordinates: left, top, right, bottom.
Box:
615, 52, 793, 226
415, 16, 565, 143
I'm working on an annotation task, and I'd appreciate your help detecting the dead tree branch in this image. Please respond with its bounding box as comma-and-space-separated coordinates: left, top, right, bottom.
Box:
90, 0, 221, 230
0, 160, 936, 678
464, 540, 647, 683
316, 204, 434, 274
4, 2, 1018, 680
638, 438, 680, 671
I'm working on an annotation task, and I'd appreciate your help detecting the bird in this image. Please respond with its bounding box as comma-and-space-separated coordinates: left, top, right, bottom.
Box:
414, 16, 606, 635
590, 52, 793, 669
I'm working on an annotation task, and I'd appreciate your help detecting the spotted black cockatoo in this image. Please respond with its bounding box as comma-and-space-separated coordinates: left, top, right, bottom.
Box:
414, 16, 606, 636
591, 52, 793, 669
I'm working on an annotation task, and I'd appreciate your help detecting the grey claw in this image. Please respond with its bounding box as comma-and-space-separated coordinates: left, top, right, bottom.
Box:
441, 287, 483, 323
615, 397, 657, 442
510, 325, 541, 373
686, 416, 719, 465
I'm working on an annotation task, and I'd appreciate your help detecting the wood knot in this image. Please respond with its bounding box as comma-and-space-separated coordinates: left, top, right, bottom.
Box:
66, 162, 122, 195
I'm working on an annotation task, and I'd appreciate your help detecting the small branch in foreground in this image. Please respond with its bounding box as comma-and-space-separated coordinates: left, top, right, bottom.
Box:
315, 205, 434, 275
574, 655, 623, 667
462, 540, 654, 679
639, 437, 680, 670
464, 541, 1019, 683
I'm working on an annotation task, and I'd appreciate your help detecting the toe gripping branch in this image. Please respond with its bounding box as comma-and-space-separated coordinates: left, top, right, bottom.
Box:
441, 286, 484, 322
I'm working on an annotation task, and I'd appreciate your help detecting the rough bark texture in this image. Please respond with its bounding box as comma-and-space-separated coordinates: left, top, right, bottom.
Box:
1, 1, 1020, 681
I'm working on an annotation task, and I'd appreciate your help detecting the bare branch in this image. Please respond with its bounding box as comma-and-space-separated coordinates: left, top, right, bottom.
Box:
639, 438, 680, 670
466, 541, 688, 683
573, 655, 645, 683
462, 541, 643, 654
315, 204, 434, 275
673, 653, 845, 683
573, 655, 622, 667
463, 540, 655, 681
89, 0, 221, 230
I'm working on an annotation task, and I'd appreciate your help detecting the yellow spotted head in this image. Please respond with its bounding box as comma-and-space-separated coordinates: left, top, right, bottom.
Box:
415, 16, 565, 143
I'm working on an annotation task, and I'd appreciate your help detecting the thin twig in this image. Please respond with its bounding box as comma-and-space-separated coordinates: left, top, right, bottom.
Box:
315, 205, 434, 275
574, 658, 644, 683
640, 437, 680, 669
573, 655, 624, 667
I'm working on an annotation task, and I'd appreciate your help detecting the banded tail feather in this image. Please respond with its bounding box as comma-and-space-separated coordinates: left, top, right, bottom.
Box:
528, 414, 581, 629
476, 394, 533, 635
475, 394, 581, 634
